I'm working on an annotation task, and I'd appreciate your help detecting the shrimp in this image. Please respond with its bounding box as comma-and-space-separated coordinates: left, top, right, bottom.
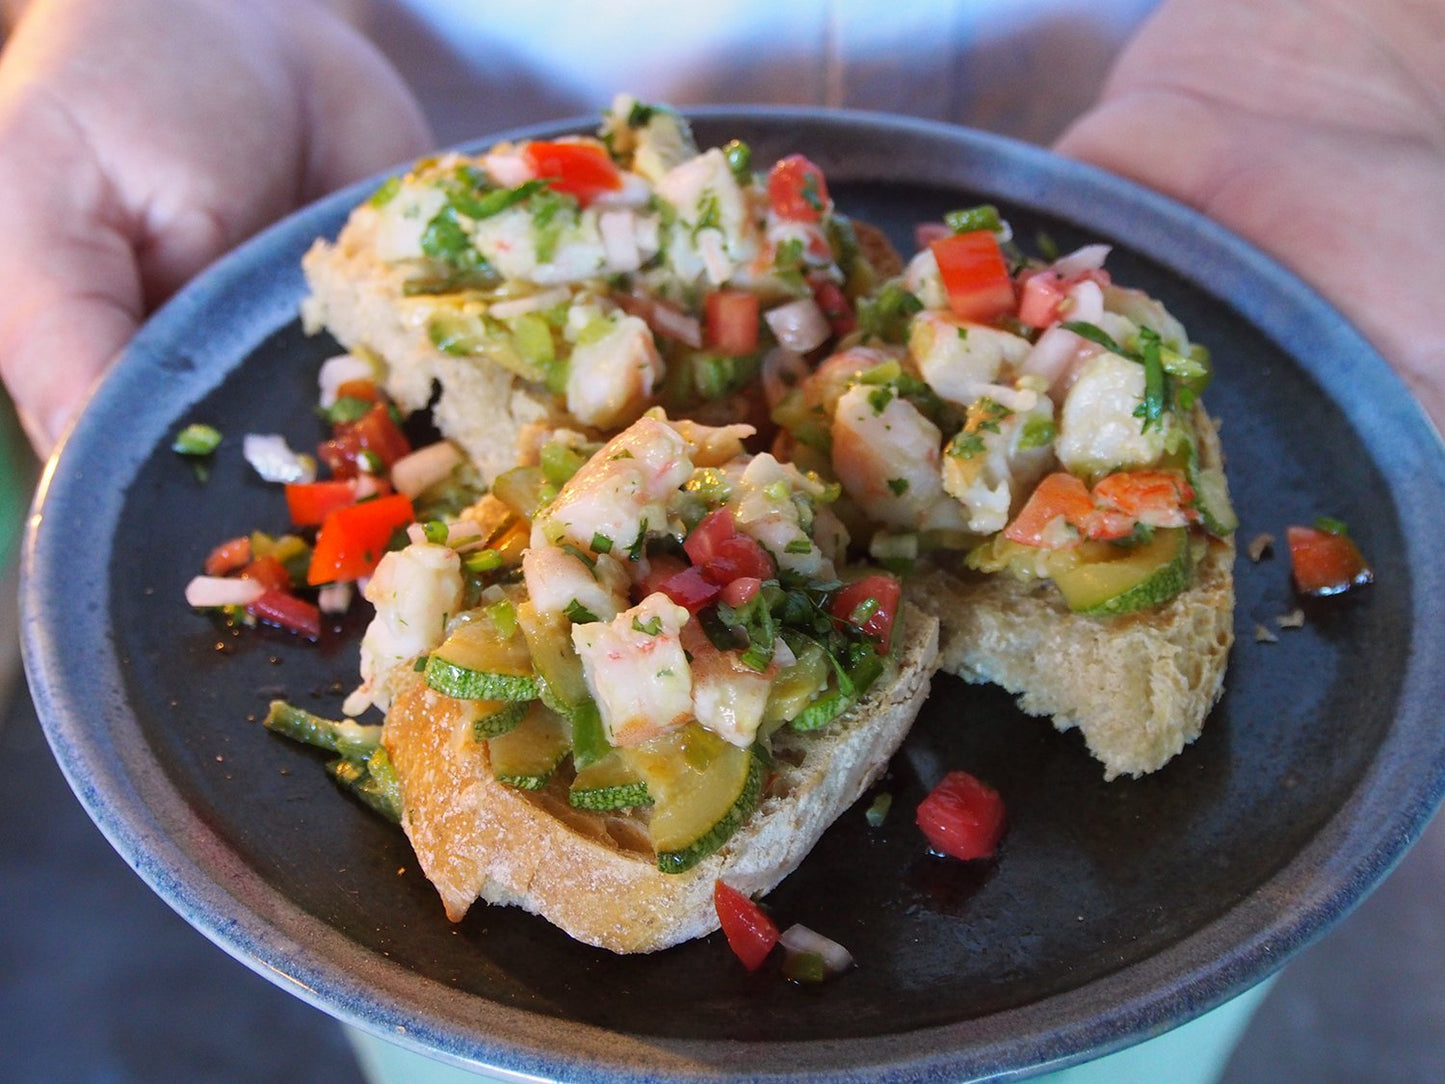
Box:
680, 620, 782, 749
521, 545, 630, 622
532, 413, 694, 552
908, 310, 1031, 406
572, 593, 694, 747
344, 543, 463, 716
564, 313, 663, 429
831, 383, 966, 532
724, 452, 842, 579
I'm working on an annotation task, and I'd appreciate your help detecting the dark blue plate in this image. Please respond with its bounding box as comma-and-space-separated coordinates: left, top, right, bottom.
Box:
22, 109, 1445, 1081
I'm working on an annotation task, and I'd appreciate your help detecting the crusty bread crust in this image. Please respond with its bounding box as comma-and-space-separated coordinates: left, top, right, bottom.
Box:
906, 408, 1235, 780
381, 603, 939, 952
301, 213, 559, 482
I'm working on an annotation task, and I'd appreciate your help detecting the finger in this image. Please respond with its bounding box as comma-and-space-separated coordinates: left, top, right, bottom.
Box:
0, 74, 143, 454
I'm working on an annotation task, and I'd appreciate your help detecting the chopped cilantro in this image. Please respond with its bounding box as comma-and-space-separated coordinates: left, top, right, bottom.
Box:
564, 599, 599, 624
944, 204, 1004, 234
632, 614, 663, 636
886, 477, 910, 496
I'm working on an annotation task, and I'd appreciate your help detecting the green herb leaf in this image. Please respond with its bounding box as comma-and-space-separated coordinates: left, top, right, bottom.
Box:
564, 599, 600, 624
173, 422, 222, 457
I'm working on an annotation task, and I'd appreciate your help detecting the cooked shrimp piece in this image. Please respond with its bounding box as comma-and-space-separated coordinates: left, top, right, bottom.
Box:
565, 313, 663, 429
521, 545, 630, 622
909, 310, 1031, 405
831, 384, 966, 532
725, 453, 841, 578
533, 414, 694, 552
345, 543, 463, 716
1055, 351, 1169, 477
572, 593, 693, 747
680, 620, 779, 748
941, 393, 1056, 535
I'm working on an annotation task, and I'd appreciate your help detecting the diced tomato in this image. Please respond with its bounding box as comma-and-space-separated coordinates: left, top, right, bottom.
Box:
656, 565, 722, 613
683, 509, 775, 584
240, 554, 292, 593
767, 154, 830, 223
930, 230, 1016, 324
714, 880, 779, 971
285, 479, 364, 527
809, 276, 856, 337
1090, 470, 1196, 531
522, 139, 623, 206
916, 770, 1006, 861
203, 536, 251, 577
1004, 473, 1094, 547
307, 493, 414, 585
634, 553, 688, 600
721, 576, 762, 608
828, 573, 901, 653
333, 378, 380, 403
704, 290, 760, 356
248, 589, 322, 641
320, 403, 412, 479
1287, 524, 1373, 596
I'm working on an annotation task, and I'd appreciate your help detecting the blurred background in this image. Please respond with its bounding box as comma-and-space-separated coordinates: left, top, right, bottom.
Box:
4, 0, 1444, 1080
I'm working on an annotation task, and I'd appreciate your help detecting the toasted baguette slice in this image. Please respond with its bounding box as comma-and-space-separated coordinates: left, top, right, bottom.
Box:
380, 603, 938, 953
301, 217, 559, 481
906, 409, 1235, 780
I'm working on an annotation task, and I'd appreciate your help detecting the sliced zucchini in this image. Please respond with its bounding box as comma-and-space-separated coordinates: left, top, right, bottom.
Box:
629, 724, 763, 874
426, 615, 539, 701
1051, 526, 1192, 615
487, 705, 570, 789
471, 699, 530, 740
570, 751, 653, 811
1187, 450, 1239, 537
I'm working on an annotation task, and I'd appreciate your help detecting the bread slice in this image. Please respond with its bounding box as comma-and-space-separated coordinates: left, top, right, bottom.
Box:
301, 216, 559, 482
380, 603, 938, 953
906, 408, 1235, 780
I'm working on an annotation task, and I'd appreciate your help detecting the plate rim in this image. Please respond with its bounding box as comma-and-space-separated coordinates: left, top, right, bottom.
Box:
21, 105, 1445, 1081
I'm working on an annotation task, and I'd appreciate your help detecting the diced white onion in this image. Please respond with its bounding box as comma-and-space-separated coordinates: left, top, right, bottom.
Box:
598, 210, 642, 273
488, 287, 571, 321
765, 298, 830, 354
648, 302, 703, 348
761, 347, 809, 411
185, 575, 265, 609
779, 923, 854, 975
1019, 324, 1087, 394
318, 582, 353, 614
1051, 243, 1112, 278
390, 440, 463, 499
317, 353, 375, 408
243, 433, 316, 484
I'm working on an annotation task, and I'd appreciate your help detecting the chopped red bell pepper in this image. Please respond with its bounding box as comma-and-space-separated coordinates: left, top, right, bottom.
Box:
828, 573, 901, 653
714, 880, 779, 971
522, 139, 623, 206
767, 154, 830, 223
285, 479, 366, 528
916, 770, 1006, 861
1287, 524, 1373, 596
306, 493, 414, 586
929, 230, 1015, 324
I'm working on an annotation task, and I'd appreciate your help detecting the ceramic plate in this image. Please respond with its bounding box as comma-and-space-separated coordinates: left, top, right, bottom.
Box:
23, 109, 1445, 1081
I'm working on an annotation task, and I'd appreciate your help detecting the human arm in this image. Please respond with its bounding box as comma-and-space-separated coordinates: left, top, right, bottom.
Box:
0, 0, 432, 453
1055, 0, 1445, 424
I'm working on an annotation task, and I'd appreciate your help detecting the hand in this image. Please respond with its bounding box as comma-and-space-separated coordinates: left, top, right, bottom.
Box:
1056, 0, 1445, 425
0, 0, 432, 454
